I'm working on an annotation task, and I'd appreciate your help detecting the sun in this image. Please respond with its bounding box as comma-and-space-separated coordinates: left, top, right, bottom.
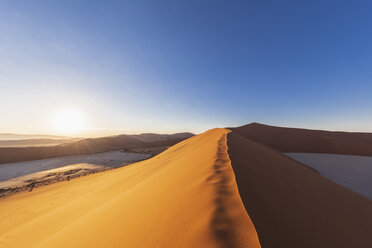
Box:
52, 109, 86, 135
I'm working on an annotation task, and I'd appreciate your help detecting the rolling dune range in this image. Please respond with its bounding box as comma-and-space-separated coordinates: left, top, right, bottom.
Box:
0, 124, 371, 247
0, 132, 193, 164
0, 132, 194, 198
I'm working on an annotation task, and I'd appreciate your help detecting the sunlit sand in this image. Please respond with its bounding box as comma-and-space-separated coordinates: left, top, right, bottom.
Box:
0, 128, 260, 248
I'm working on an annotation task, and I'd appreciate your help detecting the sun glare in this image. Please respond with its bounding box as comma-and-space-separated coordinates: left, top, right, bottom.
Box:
52, 109, 86, 135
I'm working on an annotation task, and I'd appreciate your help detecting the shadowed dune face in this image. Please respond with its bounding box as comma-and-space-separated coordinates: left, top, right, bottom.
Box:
230, 123, 372, 156
0, 128, 260, 248
208, 133, 260, 248
226, 131, 372, 248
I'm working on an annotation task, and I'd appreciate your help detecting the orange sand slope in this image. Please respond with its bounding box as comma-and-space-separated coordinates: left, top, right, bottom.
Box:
0, 129, 260, 248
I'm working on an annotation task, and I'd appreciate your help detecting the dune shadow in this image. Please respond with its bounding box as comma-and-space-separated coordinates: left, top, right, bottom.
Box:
208, 134, 240, 248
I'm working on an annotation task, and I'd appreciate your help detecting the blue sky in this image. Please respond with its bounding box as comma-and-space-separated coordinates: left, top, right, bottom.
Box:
1, 0, 372, 136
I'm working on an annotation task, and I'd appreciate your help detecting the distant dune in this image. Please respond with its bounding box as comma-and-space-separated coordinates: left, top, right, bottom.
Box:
230, 122, 372, 156
0, 125, 371, 247
0, 132, 194, 164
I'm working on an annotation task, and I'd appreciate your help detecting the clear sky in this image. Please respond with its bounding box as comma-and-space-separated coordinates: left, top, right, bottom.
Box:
1, 0, 372, 136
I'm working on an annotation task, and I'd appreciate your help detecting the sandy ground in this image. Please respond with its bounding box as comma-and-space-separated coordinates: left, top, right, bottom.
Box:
0, 128, 260, 248
286, 153, 372, 200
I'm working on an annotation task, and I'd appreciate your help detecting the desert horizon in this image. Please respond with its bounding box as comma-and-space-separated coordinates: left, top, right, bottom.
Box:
1, 1, 371, 247
0, 123, 371, 247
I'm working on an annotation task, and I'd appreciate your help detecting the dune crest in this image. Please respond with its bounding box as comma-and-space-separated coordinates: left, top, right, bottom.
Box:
0, 128, 260, 248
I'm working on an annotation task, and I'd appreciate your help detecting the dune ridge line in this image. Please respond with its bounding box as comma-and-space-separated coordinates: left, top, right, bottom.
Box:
209, 131, 261, 248
0, 128, 260, 248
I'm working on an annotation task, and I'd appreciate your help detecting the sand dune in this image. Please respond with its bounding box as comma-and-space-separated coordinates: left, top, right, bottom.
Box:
0, 132, 193, 164
227, 130, 372, 248
128, 132, 193, 142
0, 128, 260, 248
230, 122, 372, 156
0, 126, 371, 247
